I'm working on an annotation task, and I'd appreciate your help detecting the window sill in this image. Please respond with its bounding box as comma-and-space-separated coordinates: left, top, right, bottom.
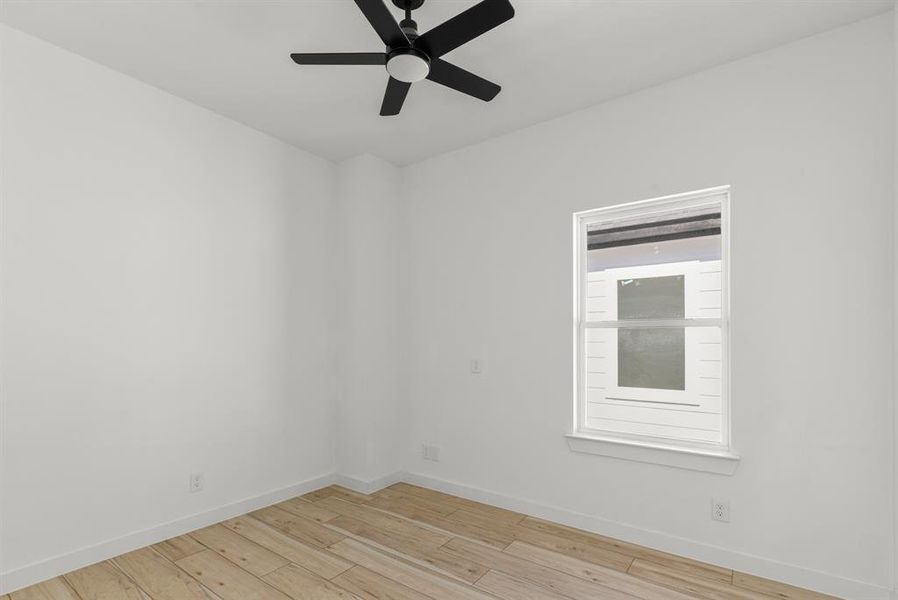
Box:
566, 433, 740, 475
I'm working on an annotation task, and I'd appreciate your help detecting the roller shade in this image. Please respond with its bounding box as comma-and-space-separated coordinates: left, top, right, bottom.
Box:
587, 210, 721, 250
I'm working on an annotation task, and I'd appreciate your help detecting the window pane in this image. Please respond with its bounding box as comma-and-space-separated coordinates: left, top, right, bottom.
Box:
618, 275, 684, 319
584, 326, 722, 444
618, 328, 685, 391
585, 234, 722, 321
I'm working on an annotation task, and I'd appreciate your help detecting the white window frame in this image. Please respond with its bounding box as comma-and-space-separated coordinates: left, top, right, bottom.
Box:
567, 186, 740, 475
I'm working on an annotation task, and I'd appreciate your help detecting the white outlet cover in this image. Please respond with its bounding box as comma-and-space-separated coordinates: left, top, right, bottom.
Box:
190, 472, 205, 493
711, 498, 730, 522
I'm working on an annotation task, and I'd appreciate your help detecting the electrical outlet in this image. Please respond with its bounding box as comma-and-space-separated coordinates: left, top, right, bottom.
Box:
189, 472, 204, 493
711, 498, 730, 522
423, 444, 440, 462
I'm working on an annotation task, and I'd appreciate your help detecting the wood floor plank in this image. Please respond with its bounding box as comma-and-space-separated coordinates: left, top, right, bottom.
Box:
368, 488, 458, 517
504, 541, 694, 600
326, 515, 488, 584
263, 564, 361, 600
511, 526, 634, 572
189, 524, 290, 577
332, 566, 432, 600
442, 537, 637, 600
364, 496, 513, 549
328, 538, 495, 600
151, 535, 207, 563
275, 498, 340, 524
379, 484, 473, 512
303, 486, 372, 504
363, 495, 452, 523
112, 546, 220, 600
9, 577, 81, 600
475, 571, 570, 600
251, 506, 345, 548
372, 502, 631, 573
441, 509, 523, 547
732, 572, 838, 600
64, 561, 148, 600
447, 502, 526, 526
520, 517, 731, 583
445, 509, 519, 534
629, 560, 772, 600
175, 550, 292, 600
223, 515, 352, 579
317, 497, 452, 547
388, 485, 524, 525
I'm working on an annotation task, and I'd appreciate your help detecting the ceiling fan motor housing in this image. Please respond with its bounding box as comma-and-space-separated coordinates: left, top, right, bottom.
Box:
391, 0, 426, 11
387, 4, 428, 84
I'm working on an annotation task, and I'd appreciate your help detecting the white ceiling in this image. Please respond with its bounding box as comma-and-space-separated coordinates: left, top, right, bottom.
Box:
1, 0, 892, 165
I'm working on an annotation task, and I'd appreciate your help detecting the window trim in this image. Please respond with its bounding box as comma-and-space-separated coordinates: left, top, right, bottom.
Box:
570, 186, 739, 475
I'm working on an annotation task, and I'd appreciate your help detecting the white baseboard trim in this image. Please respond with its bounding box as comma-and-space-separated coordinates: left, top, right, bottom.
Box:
0, 472, 336, 595
401, 472, 892, 600
334, 471, 405, 495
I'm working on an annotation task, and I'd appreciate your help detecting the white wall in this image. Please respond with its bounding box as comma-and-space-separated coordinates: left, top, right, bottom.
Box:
333, 154, 403, 485
894, 6, 898, 599
0, 24, 335, 585
400, 14, 895, 596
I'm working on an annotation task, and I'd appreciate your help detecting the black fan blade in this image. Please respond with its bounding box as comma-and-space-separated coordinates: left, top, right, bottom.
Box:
427, 59, 500, 101
354, 0, 409, 49
416, 0, 514, 58
380, 77, 411, 116
291, 53, 385, 65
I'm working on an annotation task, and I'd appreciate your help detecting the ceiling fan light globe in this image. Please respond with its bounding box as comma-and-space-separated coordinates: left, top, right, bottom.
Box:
386, 52, 430, 83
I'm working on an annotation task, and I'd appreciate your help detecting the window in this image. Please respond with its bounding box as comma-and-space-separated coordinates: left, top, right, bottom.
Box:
570, 187, 737, 473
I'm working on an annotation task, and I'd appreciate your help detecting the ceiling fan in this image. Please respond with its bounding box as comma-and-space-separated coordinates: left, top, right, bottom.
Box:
290, 0, 515, 116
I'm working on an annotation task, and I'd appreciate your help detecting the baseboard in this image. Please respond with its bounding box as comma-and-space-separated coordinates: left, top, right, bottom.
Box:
0, 472, 336, 595
334, 471, 405, 495
401, 472, 892, 600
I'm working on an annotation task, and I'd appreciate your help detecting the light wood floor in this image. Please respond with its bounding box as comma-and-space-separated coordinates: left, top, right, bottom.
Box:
8, 483, 837, 600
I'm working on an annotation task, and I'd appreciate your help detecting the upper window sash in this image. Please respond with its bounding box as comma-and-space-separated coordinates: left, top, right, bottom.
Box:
575, 187, 730, 329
